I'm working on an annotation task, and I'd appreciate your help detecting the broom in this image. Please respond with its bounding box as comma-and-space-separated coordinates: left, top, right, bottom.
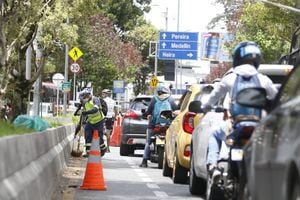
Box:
71, 113, 84, 157
71, 135, 83, 157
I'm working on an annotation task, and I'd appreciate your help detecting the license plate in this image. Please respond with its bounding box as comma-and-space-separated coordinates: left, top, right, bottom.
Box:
132, 138, 146, 144
231, 149, 243, 161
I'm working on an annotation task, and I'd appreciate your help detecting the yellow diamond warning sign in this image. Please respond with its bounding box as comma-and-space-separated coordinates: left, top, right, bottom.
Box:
150, 76, 159, 88
68, 47, 83, 61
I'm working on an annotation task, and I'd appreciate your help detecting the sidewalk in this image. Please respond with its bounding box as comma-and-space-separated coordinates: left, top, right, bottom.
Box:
51, 156, 87, 200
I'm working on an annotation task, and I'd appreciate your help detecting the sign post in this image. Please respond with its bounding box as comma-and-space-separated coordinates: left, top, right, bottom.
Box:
70, 63, 81, 101
52, 73, 64, 117
68, 47, 83, 102
158, 31, 198, 60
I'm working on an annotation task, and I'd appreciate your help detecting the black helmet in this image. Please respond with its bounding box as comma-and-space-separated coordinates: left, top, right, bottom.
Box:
232, 41, 261, 68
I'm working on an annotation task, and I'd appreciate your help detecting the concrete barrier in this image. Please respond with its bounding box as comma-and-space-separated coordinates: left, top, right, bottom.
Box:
0, 125, 74, 200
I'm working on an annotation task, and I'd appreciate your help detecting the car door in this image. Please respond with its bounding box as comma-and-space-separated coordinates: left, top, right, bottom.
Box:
251, 66, 300, 200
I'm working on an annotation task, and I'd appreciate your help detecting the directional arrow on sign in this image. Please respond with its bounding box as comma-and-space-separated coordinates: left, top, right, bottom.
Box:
187, 53, 193, 58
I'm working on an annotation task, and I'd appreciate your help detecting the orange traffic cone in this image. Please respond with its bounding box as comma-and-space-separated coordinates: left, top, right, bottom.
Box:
80, 130, 107, 190
109, 115, 122, 147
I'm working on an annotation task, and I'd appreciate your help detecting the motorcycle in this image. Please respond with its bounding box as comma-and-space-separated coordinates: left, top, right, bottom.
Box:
149, 110, 174, 169
206, 90, 263, 200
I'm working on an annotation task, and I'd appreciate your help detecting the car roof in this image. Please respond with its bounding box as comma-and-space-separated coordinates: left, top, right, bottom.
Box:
258, 64, 293, 76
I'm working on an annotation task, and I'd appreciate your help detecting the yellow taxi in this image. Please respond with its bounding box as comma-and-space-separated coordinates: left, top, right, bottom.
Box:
162, 84, 213, 184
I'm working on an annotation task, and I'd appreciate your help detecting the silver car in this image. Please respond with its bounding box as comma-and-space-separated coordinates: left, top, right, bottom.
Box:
242, 65, 300, 200
120, 95, 152, 156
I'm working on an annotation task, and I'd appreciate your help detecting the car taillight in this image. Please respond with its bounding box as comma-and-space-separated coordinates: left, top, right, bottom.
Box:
183, 112, 196, 134
124, 110, 138, 119
184, 145, 191, 157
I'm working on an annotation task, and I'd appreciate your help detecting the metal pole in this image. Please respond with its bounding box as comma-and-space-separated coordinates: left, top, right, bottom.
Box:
154, 42, 158, 76
258, 0, 300, 13
175, 0, 180, 94
63, 17, 69, 116
56, 87, 59, 117
73, 73, 76, 101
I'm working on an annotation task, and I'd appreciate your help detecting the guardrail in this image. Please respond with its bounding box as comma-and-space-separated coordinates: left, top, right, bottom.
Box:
0, 125, 74, 200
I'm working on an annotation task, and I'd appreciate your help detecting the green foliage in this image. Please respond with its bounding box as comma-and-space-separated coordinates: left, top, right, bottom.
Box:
212, 0, 299, 63
98, 0, 152, 32
0, 121, 35, 137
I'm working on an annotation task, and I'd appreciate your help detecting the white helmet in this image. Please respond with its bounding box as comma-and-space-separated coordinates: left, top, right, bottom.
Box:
79, 88, 92, 101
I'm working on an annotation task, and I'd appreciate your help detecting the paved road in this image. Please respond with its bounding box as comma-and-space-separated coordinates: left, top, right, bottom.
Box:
53, 147, 204, 200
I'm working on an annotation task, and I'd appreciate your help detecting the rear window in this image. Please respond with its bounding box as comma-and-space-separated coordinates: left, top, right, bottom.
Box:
130, 97, 152, 111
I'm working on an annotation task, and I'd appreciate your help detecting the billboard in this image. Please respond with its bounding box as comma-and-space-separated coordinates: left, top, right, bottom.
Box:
200, 32, 233, 62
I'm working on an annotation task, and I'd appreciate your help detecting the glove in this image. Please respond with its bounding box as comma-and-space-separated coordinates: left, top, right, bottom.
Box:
215, 106, 226, 113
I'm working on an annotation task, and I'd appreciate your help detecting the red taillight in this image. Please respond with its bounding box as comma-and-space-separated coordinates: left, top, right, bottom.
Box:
240, 126, 255, 140
183, 112, 196, 134
184, 145, 191, 157
124, 110, 138, 119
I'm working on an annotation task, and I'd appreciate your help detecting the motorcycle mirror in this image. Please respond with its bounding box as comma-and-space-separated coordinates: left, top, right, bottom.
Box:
188, 101, 203, 113
236, 87, 267, 109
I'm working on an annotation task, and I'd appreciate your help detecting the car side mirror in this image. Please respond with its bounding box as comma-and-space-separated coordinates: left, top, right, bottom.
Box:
188, 101, 203, 113
236, 87, 267, 109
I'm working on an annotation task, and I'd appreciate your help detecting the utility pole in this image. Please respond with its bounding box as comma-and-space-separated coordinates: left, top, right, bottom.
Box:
175, 0, 180, 94
63, 18, 69, 116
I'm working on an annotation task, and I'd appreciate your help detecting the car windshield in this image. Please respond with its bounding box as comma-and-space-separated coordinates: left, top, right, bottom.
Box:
130, 97, 151, 111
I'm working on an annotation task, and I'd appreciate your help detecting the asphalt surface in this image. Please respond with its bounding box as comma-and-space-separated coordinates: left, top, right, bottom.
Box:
52, 147, 204, 200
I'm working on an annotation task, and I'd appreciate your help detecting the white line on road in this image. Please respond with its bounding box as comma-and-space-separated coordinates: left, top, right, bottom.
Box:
153, 191, 169, 198
147, 183, 160, 189
142, 177, 153, 182
137, 172, 148, 177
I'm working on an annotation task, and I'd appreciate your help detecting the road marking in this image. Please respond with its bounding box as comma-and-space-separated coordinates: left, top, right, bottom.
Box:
133, 169, 143, 173
137, 172, 148, 177
142, 177, 153, 182
147, 183, 160, 189
153, 191, 168, 198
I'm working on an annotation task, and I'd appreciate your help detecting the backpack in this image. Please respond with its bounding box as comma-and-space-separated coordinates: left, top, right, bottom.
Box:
151, 96, 172, 125
91, 96, 108, 116
230, 74, 261, 118
100, 98, 108, 116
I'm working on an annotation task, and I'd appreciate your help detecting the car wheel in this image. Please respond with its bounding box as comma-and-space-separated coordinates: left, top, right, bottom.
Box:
172, 151, 188, 184
189, 151, 206, 195
162, 151, 173, 177
291, 177, 300, 200
206, 174, 226, 200
157, 146, 164, 169
120, 143, 130, 156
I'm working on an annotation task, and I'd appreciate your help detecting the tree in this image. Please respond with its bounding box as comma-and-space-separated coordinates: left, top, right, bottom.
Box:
210, 0, 299, 63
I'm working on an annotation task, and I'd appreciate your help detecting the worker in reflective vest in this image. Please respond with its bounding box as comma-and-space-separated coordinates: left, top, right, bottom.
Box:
79, 88, 107, 157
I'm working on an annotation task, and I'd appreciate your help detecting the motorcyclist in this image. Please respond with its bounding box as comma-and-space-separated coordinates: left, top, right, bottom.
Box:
202, 41, 278, 175
101, 89, 117, 153
79, 88, 107, 157
139, 84, 178, 168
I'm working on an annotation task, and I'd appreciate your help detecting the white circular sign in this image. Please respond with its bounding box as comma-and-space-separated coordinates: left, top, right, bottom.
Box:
52, 73, 64, 86
70, 63, 80, 73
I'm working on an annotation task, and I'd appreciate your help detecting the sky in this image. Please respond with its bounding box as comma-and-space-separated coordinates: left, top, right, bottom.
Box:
144, 0, 225, 32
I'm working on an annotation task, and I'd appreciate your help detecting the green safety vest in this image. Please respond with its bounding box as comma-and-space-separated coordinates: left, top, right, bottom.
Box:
84, 99, 104, 124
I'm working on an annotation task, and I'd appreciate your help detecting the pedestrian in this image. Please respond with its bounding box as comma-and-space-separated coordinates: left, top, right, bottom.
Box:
101, 89, 117, 153
79, 88, 107, 157
201, 41, 278, 177
139, 84, 178, 168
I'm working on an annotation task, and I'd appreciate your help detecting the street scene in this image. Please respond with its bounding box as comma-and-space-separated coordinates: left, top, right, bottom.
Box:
1, 0, 300, 200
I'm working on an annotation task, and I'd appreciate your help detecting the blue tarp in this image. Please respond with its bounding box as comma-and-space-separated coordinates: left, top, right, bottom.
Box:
13, 115, 49, 132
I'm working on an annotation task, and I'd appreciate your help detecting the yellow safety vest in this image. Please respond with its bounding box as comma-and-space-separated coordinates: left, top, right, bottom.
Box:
84, 99, 104, 124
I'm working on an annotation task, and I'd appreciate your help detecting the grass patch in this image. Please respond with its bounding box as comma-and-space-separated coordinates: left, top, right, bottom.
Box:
0, 114, 78, 137
0, 121, 35, 137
